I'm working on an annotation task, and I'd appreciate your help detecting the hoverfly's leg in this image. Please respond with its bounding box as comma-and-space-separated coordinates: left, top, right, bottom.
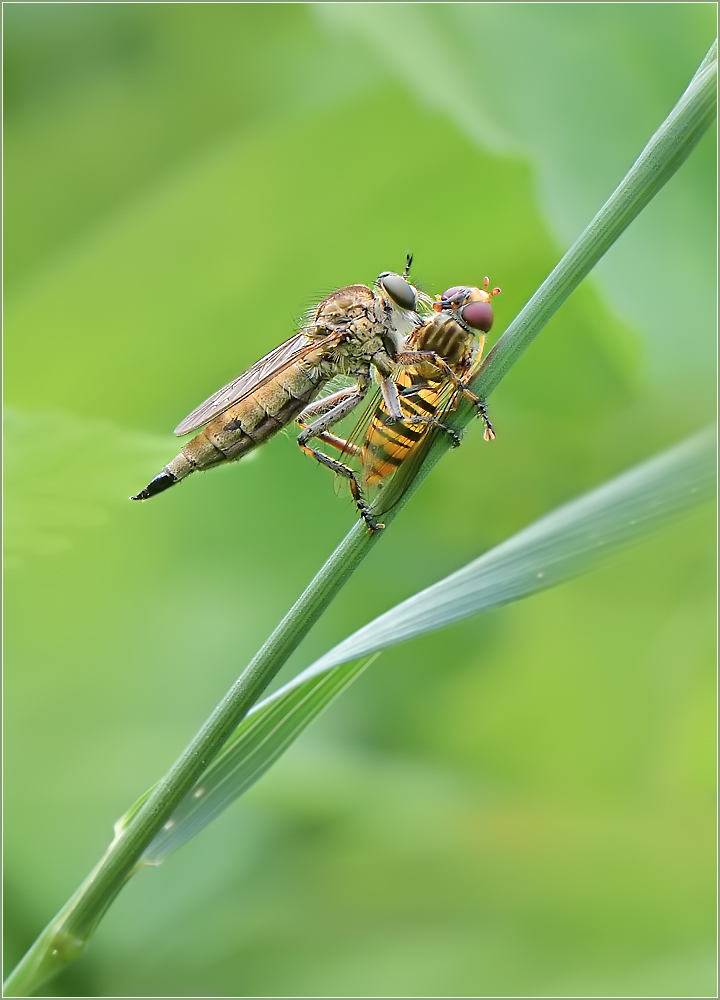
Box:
396, 350, 497, 441
459, 351, 496, 441
401, 415, 462, 447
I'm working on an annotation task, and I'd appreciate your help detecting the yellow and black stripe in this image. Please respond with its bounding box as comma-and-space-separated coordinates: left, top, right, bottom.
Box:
362, 371, 449, 488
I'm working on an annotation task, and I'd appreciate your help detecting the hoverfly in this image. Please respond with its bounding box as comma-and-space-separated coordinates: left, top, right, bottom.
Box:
310, 281, 501, 530
131, 261, 432, 527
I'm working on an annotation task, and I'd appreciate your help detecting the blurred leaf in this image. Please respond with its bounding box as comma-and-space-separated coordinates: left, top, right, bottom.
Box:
3, 408, 171, 566
311, 428, 716, 668
143, 429, 715, 862
2, 4, 378, 288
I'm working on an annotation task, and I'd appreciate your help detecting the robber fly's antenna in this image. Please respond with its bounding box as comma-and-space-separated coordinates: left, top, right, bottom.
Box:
403, 253, 413, 278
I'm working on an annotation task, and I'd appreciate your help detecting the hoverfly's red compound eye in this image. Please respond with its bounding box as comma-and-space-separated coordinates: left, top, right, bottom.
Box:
441, 285, 466, 300
460, 300, 494, 332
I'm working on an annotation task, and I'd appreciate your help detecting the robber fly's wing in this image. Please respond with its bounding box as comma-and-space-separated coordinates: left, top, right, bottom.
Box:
174, 330, 340, 436
337, 383, 384, 460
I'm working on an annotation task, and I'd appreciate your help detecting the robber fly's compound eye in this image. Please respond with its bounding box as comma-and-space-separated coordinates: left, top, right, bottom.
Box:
378, 272, 418, 311
460, 300, 494, 332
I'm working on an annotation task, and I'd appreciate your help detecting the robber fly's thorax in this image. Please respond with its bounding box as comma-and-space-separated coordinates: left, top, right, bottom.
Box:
312, 284, 375, 329
310, 281, 417, 380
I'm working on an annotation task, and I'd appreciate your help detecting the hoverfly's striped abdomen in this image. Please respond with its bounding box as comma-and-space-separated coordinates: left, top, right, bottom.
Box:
361, 311, 476, 489
363, 373, 444, 488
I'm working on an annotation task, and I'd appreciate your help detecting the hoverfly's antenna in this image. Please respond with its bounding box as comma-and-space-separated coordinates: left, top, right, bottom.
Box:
483, 276, 501, 297
403, 253, 413, 279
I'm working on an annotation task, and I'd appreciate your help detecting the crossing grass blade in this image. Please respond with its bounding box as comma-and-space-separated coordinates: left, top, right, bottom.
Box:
142, 427, 715, 862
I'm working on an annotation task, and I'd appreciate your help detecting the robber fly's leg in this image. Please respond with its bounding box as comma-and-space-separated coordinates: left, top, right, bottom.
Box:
297, 374, 369, 442
296, 386, 364, 459
396, 351, 497, 441
296, 374, 384, 531
296, 442, 384, 532
299, 385, 362, 420
309, 430, 363, 460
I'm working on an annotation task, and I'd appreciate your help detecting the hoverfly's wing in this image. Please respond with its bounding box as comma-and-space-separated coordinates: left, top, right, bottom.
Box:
338, 382, 384, 461
335, 361, 420, 468
366, 378, 459, 518
361, 373, 453, 491
369, 333, 488, 489
174, 330, 341, 436
366, 338, 488, 515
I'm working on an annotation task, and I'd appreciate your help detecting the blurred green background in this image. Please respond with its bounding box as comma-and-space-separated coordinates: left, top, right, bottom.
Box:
3, 4, 716, 997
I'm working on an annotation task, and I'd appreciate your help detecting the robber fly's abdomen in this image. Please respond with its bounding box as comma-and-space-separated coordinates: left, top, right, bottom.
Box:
133, 363, 323, 500
203, 364, 320, 457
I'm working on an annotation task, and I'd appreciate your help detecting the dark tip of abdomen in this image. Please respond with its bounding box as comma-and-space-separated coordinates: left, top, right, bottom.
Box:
131, 471, 178, 501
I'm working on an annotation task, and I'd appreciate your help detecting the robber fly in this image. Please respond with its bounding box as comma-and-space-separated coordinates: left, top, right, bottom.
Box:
311, 281, 501, 529
131, 262, 432, 525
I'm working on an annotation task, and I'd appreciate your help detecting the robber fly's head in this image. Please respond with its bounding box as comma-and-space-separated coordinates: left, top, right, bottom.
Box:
433, 279, 501, 333
376, 271, 415, 311
376, 266, 433, 352
376, 270, 429, 313
376, 252, 435, 313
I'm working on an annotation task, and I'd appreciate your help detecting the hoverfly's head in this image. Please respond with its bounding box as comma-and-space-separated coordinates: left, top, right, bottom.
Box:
433, 278, 501, 333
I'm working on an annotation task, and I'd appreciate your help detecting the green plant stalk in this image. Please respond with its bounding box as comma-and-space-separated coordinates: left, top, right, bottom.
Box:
4, 42, 716, 999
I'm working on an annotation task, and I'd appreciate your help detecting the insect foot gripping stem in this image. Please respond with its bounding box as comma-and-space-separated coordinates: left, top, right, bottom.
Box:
131, 470, 178, 500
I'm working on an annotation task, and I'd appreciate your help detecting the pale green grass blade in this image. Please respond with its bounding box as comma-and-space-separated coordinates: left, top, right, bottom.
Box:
317, 428, 716, 669
145, 428, 715, 861
140, 657, 375, 863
